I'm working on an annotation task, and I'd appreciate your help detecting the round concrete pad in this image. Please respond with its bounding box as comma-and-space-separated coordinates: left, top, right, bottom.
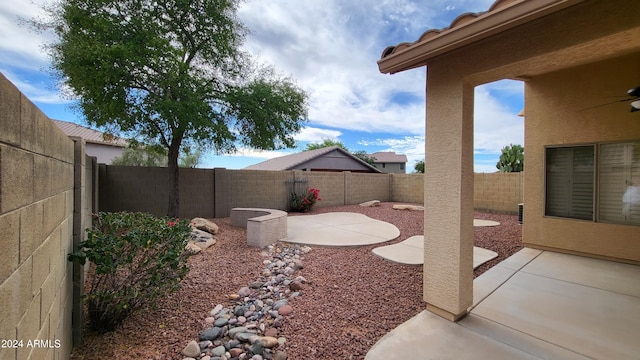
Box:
284, 212, 400, 247
474, 219, 500, 227
372, 235, 498, 267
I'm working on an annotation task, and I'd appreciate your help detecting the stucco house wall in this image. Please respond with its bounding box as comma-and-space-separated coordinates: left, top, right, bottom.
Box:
85, 143, 124, 164
523, 52, 640, 263
372, 162, 405, 174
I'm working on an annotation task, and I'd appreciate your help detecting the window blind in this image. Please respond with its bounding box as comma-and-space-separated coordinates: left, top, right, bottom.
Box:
545, 146, 594, 220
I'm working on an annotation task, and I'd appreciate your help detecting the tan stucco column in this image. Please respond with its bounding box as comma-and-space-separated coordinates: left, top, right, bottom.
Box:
423, 70, 474, 321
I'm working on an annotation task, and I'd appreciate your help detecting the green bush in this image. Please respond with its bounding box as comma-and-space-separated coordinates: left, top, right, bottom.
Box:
289, 188, 321, 212
68, 212, 192, 332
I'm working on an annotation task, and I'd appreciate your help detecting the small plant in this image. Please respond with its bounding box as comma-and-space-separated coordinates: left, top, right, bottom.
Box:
289, 188, 321, 212
496, 144, 524, 172
68, 212, 192, 332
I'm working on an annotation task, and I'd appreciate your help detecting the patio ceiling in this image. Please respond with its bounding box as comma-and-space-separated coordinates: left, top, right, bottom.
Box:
378, 0, 640, 84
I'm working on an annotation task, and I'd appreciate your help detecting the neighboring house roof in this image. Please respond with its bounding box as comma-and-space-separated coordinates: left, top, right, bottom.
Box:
370, 151, 408, 163
53, 119, 128, 147
378, 0, 579, 74
245, 146, 382, 173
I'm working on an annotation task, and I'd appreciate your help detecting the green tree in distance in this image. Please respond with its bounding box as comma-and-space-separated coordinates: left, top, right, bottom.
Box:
112, 141, 203, 168
496, 144, 524, 172
42, 0, 308, 216
304, 138, 347, 151
414, 159, 425, 173
304, 138, 376, 165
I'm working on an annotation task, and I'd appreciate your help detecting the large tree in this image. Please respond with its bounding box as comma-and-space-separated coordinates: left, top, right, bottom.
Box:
44, 0, 308, 216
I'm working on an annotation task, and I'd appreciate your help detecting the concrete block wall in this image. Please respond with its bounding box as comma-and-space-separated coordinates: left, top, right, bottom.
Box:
0, 74, 75, 360
303, 171, 346, 208
228, 170, 290, 211
474, 172, 523, 214
99, 167, 524, 218
391, 174, 424, 203
347, 173, 391, 204
99, 165, 216, 219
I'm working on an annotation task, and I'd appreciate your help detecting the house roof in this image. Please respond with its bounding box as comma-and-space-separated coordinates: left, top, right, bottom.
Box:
370, 151, 408, 163
53, 119, 128, 147
245, 145, 382, 173
378, 0, 583, 74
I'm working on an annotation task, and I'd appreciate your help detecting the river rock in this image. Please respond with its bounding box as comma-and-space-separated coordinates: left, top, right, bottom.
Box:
182, 340, 201, 358
258, 336, 279, 348
359, 200, 380, 207
191, 217, 219, 234
211, 345, 226, 357
277, 305, 293, 316
199, 327, 223, 341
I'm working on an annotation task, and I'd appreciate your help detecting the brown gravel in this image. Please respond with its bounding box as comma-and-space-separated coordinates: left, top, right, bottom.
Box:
70, 202, 522, 360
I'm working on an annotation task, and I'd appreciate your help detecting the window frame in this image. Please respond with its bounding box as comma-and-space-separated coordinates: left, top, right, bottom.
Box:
544, 140, 640, 227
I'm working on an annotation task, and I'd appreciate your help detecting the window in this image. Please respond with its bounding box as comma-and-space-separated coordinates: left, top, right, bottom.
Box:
545, 146, 594, 220
598, 143, 640, 224
545, 141, 640, 225
400, 163, 405, 170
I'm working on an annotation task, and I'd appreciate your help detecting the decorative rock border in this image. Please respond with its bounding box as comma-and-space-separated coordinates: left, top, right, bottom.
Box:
182, 242, 310, 360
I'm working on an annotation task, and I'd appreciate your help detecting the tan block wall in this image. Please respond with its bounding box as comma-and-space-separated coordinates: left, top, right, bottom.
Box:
99, 165, 216, 219
0, 74, 75, 359
474, 172, 523, 214
524, 53, 640, 262
228, 170, 290, 210
391, 173, 424, 203
303, 171, 346, 208
100, 166, 522, 217
347, 173, 391, 204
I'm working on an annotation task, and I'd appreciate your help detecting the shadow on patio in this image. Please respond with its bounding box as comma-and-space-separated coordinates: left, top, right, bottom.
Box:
366, 248, 640, 359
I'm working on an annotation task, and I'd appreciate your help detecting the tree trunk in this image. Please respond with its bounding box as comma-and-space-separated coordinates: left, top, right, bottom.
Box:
167, 141, 180, 218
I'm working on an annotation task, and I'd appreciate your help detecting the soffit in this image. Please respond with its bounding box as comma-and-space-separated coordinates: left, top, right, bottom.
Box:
377, 0, 585, 74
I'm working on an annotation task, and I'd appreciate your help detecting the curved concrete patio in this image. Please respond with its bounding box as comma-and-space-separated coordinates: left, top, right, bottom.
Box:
372, 235, 498, 267
283, 212, 400, 246
371, 219, 500, 265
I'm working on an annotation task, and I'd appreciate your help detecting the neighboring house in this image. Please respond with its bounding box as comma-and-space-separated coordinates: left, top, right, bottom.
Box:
378, 0, 639, 324
369, 151, 407, 173
245, 145, 382, 173
53, 120, 128, 164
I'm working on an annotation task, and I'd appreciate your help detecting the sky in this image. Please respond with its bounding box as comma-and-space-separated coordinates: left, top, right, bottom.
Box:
0, 0, 524, 173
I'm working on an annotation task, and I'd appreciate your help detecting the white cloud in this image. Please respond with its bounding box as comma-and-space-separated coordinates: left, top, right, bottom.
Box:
359, 136, 425, 170
294, 127, 342, 142
0, 0, 522, 173
0, 0, 54, 70
226, 147, 294, 159
474, 82, 525, 154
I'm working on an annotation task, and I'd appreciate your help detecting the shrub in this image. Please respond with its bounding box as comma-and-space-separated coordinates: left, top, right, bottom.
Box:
289, 188, 321, 212
68, 212, 192, 332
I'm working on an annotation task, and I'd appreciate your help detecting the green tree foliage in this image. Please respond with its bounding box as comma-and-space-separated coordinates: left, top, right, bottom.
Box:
112, 142, 168, 167
414, 159, 425, 173
304, 138, 375, 165
351, 150, 377, 166
305, 138, 347, 151
496, 144, 524, 172
43, 0, 308, 216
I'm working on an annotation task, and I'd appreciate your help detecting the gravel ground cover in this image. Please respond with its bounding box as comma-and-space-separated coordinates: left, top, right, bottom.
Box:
70, 202, 522, 360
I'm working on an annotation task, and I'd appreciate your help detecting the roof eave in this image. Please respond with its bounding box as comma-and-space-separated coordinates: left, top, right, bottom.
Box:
378, 0, 585, 74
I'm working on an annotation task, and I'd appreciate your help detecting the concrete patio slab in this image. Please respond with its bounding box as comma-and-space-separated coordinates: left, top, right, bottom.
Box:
473, 219, 500, 227
371, 235, 498, 267
366, 310, 540, 360
365, 249, 640, 360
284, 212, 400, 246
